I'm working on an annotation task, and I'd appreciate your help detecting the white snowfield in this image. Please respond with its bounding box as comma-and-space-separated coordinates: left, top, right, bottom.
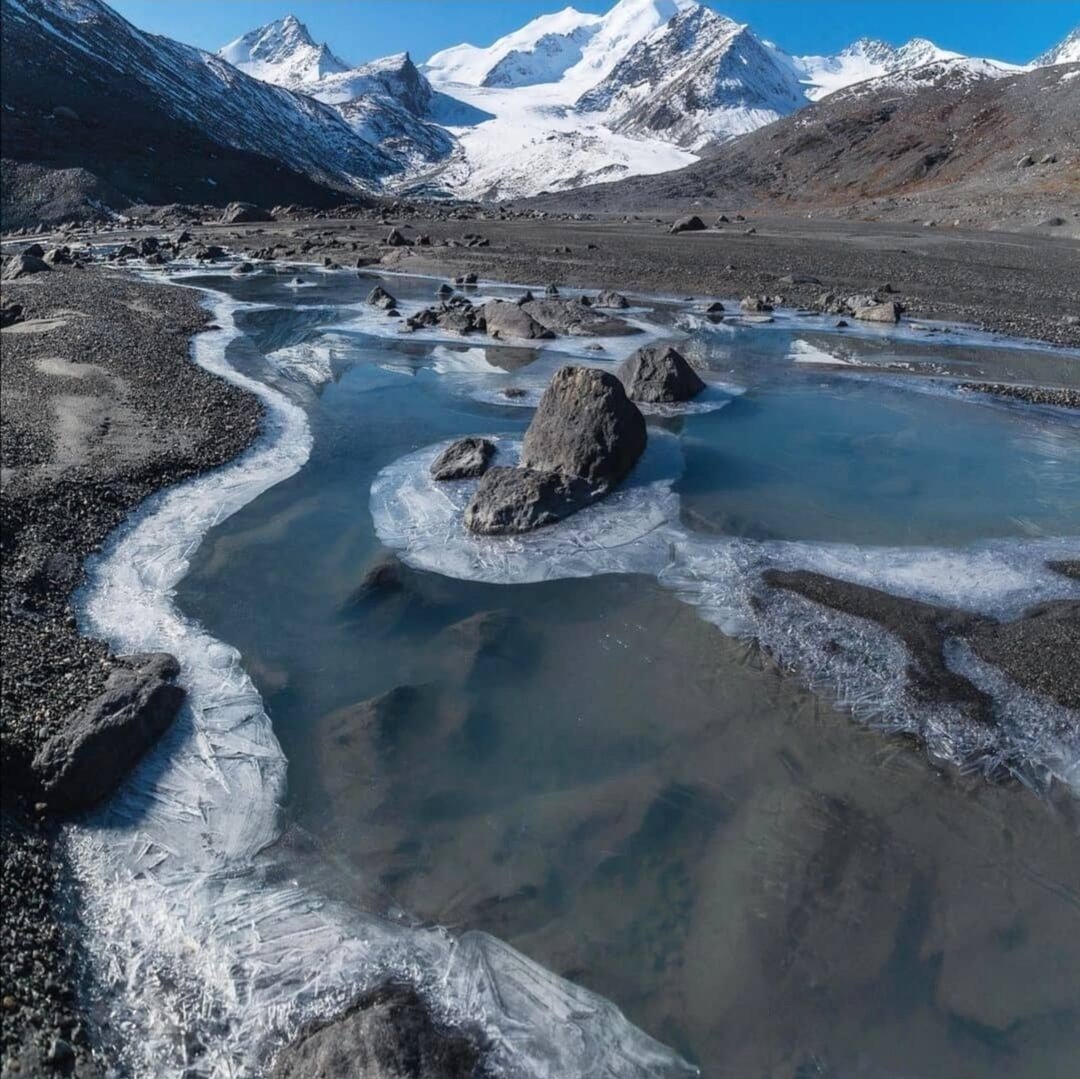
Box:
207, 0, 1078, 198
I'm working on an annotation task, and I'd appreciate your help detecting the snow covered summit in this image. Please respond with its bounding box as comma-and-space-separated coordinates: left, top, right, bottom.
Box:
218, 14, 349, 87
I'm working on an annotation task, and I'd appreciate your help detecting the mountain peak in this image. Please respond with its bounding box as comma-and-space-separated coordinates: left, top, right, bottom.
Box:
218, 15, 348, 87
1034, 26, 1080, 66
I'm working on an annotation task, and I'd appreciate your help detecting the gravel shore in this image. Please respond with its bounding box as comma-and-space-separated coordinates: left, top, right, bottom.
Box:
0, 265, 262, 1074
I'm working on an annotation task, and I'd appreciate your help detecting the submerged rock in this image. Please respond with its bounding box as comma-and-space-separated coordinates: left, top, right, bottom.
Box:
618, 344, 706, 404
482, 300, 554, 341
270, 982, 483, 1079
31, 653, 185, 813
430, 437, 496, 481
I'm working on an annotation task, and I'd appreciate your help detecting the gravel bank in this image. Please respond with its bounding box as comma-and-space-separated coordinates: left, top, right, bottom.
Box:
0, 264, 262, 1073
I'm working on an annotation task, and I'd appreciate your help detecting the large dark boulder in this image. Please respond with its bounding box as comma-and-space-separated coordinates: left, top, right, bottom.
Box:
520, 298, 641, 337
31, 653, 185, 813
430, 437, 496, 481
464, 466, 588, 535
670, 215, 706, 233
482, 300, 554, 340
521, 365, 646, 491
220, 201, 273, 224
2, 253, 51, 279
367, 285, 398, 310
270, 982, 482, 1079
618, 344, 706, 403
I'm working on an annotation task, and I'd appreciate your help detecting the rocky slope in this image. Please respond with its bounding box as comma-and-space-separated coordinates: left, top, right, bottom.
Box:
527, 61, 1080, 228
0, 0, 395, 228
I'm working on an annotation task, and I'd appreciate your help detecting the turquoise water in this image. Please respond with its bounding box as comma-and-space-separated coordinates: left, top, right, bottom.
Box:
175, 268, 1080, 1078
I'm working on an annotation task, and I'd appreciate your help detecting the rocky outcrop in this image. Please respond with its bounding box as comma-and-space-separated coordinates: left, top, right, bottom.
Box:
482, 299, 554, 341
270, 982, 483, 1079
618, 343, 706, 403
430, 437, 496, 481
405, 295, 485, 334
31, 653, 185, 813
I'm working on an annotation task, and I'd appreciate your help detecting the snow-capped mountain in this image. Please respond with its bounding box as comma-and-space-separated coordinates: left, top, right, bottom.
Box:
577, 5, 806, 149
218, 14, 348, 87
216, 19, 464, 170
793, 37, 964, 99
1034, 27, 1080, 67
3, 0, 398, 194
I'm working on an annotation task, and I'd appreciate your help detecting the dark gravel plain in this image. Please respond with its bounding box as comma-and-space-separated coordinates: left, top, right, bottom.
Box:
0, 265, 262, 1075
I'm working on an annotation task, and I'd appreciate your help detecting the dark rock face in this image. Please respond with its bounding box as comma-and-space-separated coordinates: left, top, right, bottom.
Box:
670, 215, 706, 233
520, 298, 641, 337
464, 466, 589, 535
521, 365, 647, 491
3, 253, 51, 279
269, 982, 482, 1079
481, 300, 554, 341
220, 201, 273, 224
618, 343, 706, 403
31, 653, 185, 813
367, 285, 398, 310
430, 437, 496, 481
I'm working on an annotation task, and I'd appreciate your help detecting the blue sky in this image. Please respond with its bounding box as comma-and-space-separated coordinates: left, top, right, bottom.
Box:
109, 1, 1079, 67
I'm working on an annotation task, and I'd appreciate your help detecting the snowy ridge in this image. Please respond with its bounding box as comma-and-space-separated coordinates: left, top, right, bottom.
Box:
1034, 26, 1080, 67
8, 0, 398, 191
218, 14, 348, 87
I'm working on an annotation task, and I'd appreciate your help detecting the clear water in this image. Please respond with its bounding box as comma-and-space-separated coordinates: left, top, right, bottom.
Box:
170, 267, 1080, 1078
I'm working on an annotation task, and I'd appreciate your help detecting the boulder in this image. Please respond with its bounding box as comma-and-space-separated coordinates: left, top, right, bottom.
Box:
521, 365, 646, 491
231, 261, 254, 275
436, 283, 454, 298
670, 215, 706, 234
464, 467, 588, 535
482, 300, 554, 341
454, 272, 478, 286
367, 285, 398, 310
1, 299, 25, 328
544, 283, 560, 297
430, 437, 496, 481
43, 246, 72, 265
220, 202, 273, 224
740, 295, 772, 312
521, 298, 641, 337
269, 983, 481, 1079
618, 344, 706, 403
31, 653, 185, 813
594, 290, 630, 309
853, 300, 901, 324
2, 253, 51, 279
386, 227, 411, 247
23, 243, 46, 258
702, 301, 725, 314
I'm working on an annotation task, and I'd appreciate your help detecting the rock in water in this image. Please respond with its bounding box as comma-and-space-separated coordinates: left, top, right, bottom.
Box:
367, 285, 398, 310
670, 215, 706, 233
594, 290, 630, 309
464, 466, 588, 535
220, 201, 273, 224
520, 298, 641, 337
270, 982, 482, 1079
522, 365, 646, 491
618, 343, 706, 403
482, 300, 554, 341
31, 653, 185, 813
430, 437, 496, 481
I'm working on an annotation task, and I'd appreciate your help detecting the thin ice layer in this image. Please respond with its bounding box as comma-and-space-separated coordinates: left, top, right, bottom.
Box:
68, 282, 698, 1079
